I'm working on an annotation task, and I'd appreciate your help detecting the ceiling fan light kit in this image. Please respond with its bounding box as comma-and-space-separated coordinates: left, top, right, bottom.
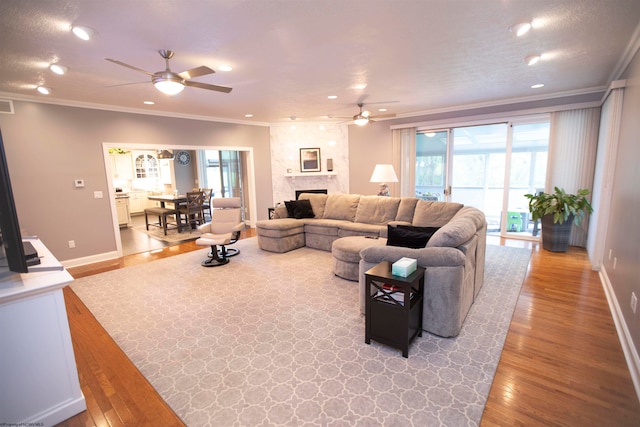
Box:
153, 73, 186, 95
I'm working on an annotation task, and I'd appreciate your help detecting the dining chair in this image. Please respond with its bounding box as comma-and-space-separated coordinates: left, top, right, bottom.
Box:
178, 191, 204, 231
201, 188, 213, 221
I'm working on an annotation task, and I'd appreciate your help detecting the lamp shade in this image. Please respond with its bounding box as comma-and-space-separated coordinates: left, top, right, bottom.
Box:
369, 164, 398, 183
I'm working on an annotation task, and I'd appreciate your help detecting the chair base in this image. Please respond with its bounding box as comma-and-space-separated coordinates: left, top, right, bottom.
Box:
208, 247, 240, 258
201, 244, 234, 267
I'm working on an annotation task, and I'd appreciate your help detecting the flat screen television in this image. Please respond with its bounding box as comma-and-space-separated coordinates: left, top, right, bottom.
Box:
0, 127, 29, 273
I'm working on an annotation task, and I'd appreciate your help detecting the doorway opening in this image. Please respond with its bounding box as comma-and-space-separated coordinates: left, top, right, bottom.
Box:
103, 144, 257, 256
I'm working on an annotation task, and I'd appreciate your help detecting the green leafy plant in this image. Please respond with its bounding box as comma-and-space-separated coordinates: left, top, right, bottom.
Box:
524, 187, 593, 225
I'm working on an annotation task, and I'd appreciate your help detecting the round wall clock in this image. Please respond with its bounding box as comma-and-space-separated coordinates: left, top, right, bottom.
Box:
176, 150, 191, 166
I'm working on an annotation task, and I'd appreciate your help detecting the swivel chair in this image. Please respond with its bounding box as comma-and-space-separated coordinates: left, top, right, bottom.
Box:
195, 197, 244, 267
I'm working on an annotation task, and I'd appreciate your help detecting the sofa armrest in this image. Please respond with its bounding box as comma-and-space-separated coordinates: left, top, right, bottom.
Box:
360, 245, 465, 267
273, 205, 289, 219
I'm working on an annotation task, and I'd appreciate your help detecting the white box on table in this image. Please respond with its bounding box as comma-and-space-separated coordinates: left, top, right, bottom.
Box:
392, 257, 417, 277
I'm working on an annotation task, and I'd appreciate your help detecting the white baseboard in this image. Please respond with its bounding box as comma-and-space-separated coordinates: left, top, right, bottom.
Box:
61, 251, 119, 268
600, 265, 640, 401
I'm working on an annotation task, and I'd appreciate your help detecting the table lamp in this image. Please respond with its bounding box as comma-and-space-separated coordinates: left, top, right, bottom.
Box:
369, 164, 398, 197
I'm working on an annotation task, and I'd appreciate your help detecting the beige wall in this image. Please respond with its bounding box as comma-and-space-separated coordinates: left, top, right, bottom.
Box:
0, 101, 271, 262
606, 48, 640, 357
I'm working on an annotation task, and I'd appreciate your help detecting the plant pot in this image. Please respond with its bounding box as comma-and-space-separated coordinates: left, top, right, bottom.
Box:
541, 214, 574, 252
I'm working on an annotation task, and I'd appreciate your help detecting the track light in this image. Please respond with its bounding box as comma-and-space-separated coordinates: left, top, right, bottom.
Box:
36, 86, 51, 95
71, 25, 96, 41
525, 55, 541, 65
509, 22, 532, 37
49, 64, 68, 75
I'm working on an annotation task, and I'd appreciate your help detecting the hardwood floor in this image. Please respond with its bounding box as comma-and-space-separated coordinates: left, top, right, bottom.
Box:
57, 231, 640, 426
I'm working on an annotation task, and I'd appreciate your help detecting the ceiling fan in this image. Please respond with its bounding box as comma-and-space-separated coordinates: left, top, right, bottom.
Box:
105, 49, 232, 95
339, 103, 396, 126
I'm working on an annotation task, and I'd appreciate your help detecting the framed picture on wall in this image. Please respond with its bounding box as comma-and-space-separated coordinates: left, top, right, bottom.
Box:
300, 148, 321, 172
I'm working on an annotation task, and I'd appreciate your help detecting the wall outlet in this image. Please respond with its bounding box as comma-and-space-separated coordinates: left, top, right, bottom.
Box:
94, 191, 103, 199
68, 240, 75, 249
632, 292, 637, 314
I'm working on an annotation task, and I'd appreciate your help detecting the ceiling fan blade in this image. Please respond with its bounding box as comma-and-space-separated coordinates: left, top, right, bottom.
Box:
105, 81, 149, 88
178, 65, 215, 80
371, 113, 396, 119
105, 58, 154, 76
185, 80, 233, 93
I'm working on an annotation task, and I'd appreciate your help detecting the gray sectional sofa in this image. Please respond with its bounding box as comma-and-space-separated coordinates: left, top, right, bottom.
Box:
256, 192, 487, 337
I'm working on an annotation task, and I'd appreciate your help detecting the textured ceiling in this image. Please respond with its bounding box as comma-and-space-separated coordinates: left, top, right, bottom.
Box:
1, 0, 639, 124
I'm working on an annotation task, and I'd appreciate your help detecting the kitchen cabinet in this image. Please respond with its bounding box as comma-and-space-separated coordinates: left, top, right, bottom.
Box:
110, 152, 133, 181
116, 197, 131, 226
128, 191, 148, 214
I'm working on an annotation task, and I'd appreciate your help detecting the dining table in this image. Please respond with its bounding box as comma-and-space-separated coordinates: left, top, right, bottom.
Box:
147, 194, 188, 231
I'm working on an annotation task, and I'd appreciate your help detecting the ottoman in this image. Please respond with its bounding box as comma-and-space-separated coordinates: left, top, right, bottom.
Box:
332, 236, 386, 281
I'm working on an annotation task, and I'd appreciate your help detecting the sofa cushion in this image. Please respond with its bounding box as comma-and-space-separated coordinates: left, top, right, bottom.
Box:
284, 199, 315, 219
298, 193, 328, 218
386, 224, 440, 249
412, 200, 463, 227
395, 197, 419, 223
354, 196, 401, 225
323, 194, 360, 221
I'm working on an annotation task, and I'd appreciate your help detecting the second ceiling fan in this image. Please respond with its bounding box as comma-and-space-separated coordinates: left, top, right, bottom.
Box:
105, 49, 232, 95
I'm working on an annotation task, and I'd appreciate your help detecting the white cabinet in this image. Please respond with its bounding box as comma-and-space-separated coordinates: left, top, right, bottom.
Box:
128, 191, 147, 213
0, 239, 86, 426
110, 152, 133, 181
116, 197, 131, 226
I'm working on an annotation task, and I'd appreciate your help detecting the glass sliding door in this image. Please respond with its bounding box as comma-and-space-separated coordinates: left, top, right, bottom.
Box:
504, 121, 549, 237
415, 117, 549, 240
450, 123, 508, 233
199, 149, 246, 219
415, 130, 448, 201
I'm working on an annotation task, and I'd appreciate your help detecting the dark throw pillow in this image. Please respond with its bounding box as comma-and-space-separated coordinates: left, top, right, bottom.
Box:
284, 199, 315, 219
386, 224, 440, 249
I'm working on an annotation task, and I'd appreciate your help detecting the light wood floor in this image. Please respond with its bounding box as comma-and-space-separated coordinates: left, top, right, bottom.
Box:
57, 231, 640, 426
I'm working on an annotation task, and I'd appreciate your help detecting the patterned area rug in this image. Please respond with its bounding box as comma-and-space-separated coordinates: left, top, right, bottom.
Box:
133, 224, 202, 244
71, 238, 530, 426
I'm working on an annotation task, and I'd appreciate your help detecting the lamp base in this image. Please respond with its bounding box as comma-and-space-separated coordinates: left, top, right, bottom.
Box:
377, 183, 390, 197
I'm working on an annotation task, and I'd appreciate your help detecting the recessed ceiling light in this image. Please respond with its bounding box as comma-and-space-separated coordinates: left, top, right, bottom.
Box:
36, 86, 51, 95
352, 83, 367, 90
378, 108, 387, 112
509, 22, 532, 37
71, 25, 96, 40
531, 83, 545, 89
328, 95, 338, 100
525, 55, 541, 66
218, 65, 232, 72
49, 64, 68, 75
144, 101, 155, 105
245, 114, 253, 118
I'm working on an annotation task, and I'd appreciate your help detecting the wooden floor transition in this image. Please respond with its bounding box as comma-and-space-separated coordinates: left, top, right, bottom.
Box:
57, 230, 640, 426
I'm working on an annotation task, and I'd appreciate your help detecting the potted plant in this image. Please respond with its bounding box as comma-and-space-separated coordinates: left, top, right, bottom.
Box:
524, 187, 593, 252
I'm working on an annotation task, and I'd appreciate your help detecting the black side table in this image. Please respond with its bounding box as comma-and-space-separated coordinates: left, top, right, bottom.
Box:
365, 261, 425, 357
